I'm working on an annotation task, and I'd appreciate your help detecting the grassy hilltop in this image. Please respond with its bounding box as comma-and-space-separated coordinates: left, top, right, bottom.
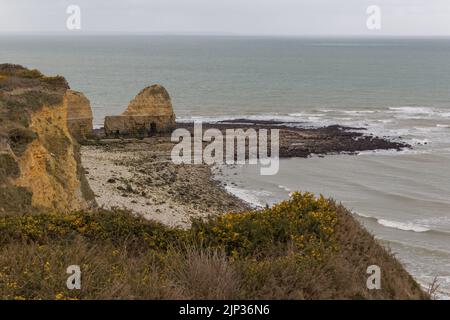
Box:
0, 193, 427, 299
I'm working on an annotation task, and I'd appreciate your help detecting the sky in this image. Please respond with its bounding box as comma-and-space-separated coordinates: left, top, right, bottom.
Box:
0, 0, 450, 36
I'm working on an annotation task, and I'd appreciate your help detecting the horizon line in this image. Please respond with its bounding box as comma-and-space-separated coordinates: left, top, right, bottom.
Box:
1, 31, 450, 38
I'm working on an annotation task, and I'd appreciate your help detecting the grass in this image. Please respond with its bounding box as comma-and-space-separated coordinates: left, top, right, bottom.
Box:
4, 91, 64, 114
0, 192, 428, 300
0, 154, 33, 215
0, 153, 20, 181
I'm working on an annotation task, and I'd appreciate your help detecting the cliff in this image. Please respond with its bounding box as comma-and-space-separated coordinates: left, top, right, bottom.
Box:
104, 84, 176, 136
122, 84, 175, 117
0, 64, 96, 214
66, 90, 94, 140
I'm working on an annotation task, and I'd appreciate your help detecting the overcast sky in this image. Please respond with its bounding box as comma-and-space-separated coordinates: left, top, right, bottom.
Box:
1, 0, 450, 36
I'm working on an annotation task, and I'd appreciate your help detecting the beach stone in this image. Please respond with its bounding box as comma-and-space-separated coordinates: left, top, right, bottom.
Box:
104, 84, 176, 136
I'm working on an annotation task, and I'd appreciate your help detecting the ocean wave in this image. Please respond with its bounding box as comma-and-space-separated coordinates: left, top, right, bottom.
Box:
387, 106, 450, 122
178, 114, 309, 125
413, 216, 450, 231
224, 185, 269, 208
377, 219, 431, 233
342, 110, 377, 115
354, 211, 450, 236
353, 212, 430, 233
357, 148, 428, 156
278, 185, 292, 192
388, 106, 435, 115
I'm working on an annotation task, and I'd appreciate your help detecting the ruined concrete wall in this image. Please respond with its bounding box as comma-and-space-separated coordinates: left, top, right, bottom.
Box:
104, 114, 176, 136
104, 84, 176, 137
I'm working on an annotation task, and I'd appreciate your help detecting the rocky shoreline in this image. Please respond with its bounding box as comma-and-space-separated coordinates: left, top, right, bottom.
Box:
81, 137, 250, 227
83, 121, 410, 227
178, 120, 409, 158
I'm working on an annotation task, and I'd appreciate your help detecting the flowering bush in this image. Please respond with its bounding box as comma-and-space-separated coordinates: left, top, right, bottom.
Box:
0, 192, 337, 258
190, 192, 338, 259
0, 209, 183, 251
0, 192, 427, 300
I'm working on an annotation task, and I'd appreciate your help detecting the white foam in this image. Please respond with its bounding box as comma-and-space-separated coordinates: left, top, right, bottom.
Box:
353, 211, 373, 219
342, 110, 376, 115
178, 114, 307, 124
377, 219, 430, 233
357, 148, 426, 156
176, 107, 450, 156
224, 185, 269, 208
388, 106, 435, 115
354, 212, 432, 233
278, 185, 291, 192
288, 112, 305, 117
413, 216, 450, 230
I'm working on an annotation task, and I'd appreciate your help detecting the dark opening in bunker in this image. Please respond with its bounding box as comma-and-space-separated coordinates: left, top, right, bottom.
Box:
149, 122, 157, 135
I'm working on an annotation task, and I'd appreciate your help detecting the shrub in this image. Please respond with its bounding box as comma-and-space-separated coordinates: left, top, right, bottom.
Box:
40, 76, 69, 89
190, 192, 338, 259
18, 69, 43, 79
0, 209, 184, 250
5, 90, 63, 113
0, 153, 20, 181
0, 193, 428, 299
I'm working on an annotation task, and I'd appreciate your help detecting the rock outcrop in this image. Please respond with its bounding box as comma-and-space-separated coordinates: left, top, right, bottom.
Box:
66, 90, 93, 140
104, 85, 176, 136
0, 64, 96, 214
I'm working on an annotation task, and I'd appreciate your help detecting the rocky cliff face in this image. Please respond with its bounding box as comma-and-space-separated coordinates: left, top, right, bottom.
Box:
104, 84, 176, 136
66, 90, 94, 140
0, 64, 96, 214
123, 85, 175, 117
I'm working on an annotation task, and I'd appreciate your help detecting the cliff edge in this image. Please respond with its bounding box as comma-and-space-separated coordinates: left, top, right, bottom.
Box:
0, 64, 96, 214
66, 89, 94, 140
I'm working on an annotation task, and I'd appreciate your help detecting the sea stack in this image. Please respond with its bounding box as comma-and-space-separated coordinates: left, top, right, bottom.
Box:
104, 84, 176, 136
66, 90, 94, 140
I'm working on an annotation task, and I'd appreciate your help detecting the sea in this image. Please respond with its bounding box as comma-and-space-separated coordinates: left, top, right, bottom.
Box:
1, 35, 449, 297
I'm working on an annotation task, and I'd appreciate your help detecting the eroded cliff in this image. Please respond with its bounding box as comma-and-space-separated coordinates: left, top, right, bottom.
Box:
66, 89, 94, 140
0, 64, 95, 214
104, 84, 176, 136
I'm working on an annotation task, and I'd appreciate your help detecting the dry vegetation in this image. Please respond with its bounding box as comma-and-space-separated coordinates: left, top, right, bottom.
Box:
0, 192, 427, 300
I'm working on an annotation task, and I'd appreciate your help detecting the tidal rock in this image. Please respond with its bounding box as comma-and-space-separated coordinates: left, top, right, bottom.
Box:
104, 84, 176, 136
